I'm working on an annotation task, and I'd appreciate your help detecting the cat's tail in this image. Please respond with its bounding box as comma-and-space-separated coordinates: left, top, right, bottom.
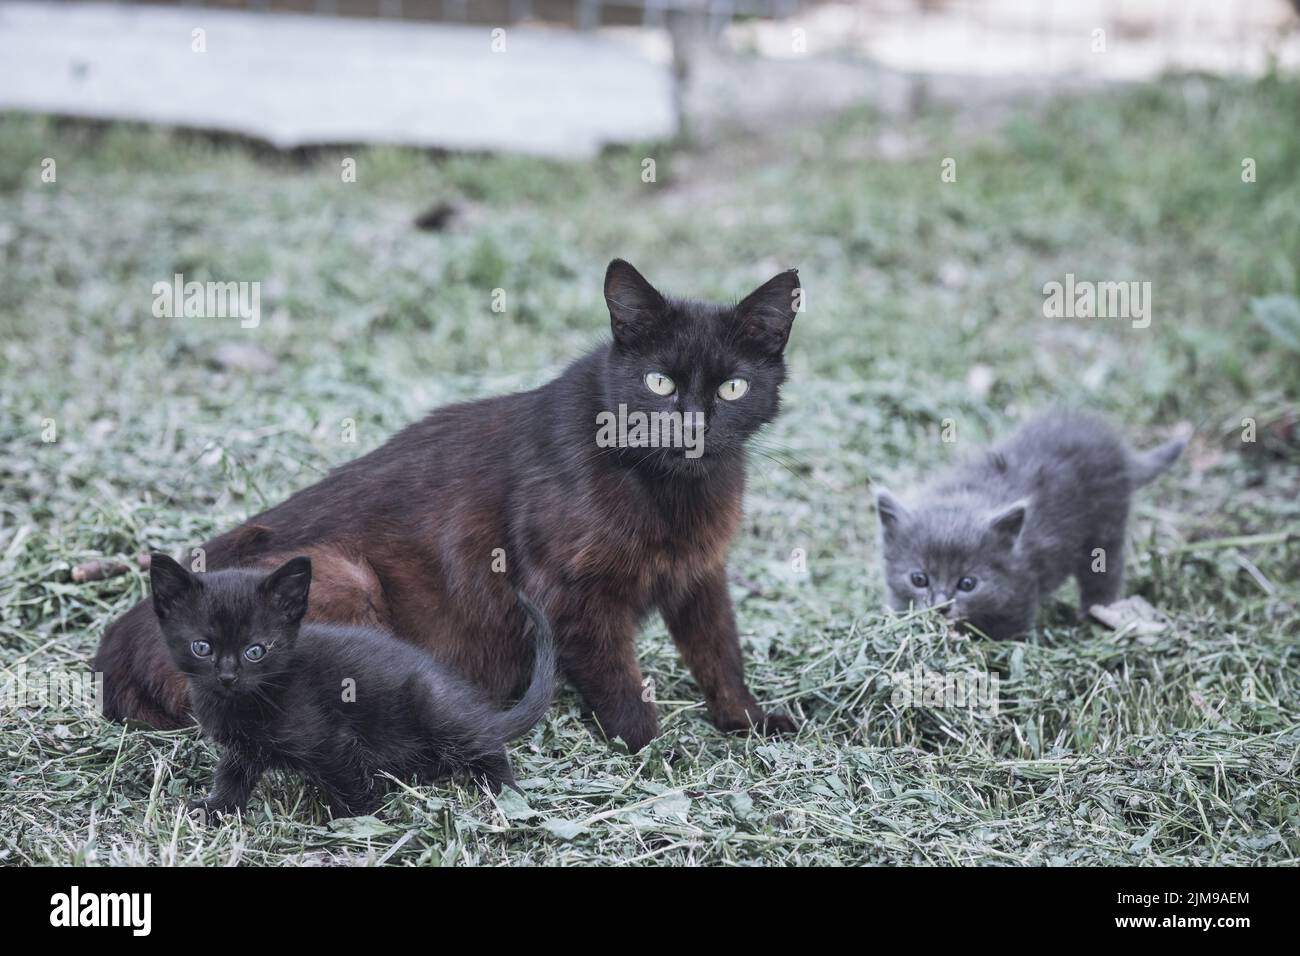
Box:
1129, 435, 1188, 487
493, 591, 557, 742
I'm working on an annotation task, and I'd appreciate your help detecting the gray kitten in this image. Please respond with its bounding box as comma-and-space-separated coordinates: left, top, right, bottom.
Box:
875, 412, 1186, 639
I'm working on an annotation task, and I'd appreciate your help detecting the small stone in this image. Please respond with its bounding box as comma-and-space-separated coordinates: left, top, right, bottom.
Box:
1089, 595, 1168, 635
210, 343, 277, 374
966, 364, 995, 399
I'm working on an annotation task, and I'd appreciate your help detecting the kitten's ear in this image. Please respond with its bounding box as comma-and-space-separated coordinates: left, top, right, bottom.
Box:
874, 487, 910, 542
989, 500, 1028, 547
605, 259, 666, 346
259, 556, 312, 624
149, 553, 197, 620
736, 268, 800, 355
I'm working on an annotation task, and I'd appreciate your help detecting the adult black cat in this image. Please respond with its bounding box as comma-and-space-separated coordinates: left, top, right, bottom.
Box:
98, 259, 801, 751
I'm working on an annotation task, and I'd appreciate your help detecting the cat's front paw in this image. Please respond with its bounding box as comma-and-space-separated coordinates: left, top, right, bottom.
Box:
756, 712, 798, 736
592, 698, 660, 754
187, 796, 241, 822
716, 709, 798, 737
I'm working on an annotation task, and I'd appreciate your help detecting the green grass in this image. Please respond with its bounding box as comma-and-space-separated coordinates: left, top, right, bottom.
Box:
1, 76, 1298, 866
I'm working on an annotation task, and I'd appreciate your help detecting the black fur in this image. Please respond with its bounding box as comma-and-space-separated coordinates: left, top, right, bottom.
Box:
149, 554, 555, 818
97, 258, 801, 752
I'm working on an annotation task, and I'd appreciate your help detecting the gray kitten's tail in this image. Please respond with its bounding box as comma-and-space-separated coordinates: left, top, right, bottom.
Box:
1129, 436, 1188, 487
493, 591, 557, 742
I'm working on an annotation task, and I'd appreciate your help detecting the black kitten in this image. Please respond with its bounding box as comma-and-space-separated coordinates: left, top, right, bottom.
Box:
875, 412, 1186, 639
149, 554, 555, 818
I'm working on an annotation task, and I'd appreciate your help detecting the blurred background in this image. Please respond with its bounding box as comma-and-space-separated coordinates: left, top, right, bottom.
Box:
1, 1, 1298, 865
3, 1, 1300, 156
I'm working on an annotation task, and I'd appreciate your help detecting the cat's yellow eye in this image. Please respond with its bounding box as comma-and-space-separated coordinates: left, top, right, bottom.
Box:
644, 372, 676, 396
717, 378, 749, 401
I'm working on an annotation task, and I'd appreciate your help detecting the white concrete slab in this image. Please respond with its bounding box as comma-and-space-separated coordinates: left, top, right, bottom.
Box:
0, 1, 677, 157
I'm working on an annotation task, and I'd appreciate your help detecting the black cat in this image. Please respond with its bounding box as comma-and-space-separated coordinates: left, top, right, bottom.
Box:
149, 553, 555, 818
101, 259, 800, 752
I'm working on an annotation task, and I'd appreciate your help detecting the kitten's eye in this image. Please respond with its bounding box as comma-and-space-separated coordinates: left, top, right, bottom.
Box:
244, 644, 267, 663
957, 576, 978, 592
717, 378, 749, 401
644, 372, 676, 396
191, 640, 212, 658
910, 572, 929, 589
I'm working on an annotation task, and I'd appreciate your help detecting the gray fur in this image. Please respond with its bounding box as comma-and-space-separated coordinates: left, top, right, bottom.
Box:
875, 412, 1186, 639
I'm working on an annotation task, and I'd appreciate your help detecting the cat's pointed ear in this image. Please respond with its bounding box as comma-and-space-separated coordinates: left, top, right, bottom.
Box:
605, 259, 666, 346
149, 553, 197, 620
989, 500, 1028, 547
259, 556, 312, 624
736, 268, 800, 355
874, 487, 909, 542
